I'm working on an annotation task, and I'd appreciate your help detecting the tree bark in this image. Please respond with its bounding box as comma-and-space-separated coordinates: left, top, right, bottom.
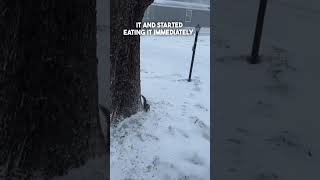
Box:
0, 0, 106, 179
110, 0, 153, 119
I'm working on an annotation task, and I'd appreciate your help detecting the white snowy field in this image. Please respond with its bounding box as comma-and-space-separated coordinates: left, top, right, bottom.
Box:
153, 0, 210, 10
214, 0, 320, 179
110, 31, 210, 180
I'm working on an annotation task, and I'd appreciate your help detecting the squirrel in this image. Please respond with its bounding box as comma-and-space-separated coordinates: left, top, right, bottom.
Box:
98, 104, 110, 145
99, 104, 110, 120
99, 96, 149, 117
141, 95, 150, 112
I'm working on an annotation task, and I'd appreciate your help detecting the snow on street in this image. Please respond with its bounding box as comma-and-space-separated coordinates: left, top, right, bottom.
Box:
111, 31, 210, 180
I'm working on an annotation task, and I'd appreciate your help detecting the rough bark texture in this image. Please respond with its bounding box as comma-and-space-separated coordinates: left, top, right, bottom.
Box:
110, 0, 153, 119
0, 0, 106, 179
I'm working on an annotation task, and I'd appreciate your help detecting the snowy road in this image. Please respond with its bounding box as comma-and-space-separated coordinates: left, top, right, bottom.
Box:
111, 32, 210, 180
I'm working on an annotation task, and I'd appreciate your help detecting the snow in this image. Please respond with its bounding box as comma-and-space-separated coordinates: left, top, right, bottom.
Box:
111, 29, 210, 180
153, 0, 210, 11
214, 0, 320, 179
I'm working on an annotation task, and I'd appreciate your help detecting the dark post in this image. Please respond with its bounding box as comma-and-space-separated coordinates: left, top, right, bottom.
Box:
250, 0, 268, 64
188, 24, 201, 82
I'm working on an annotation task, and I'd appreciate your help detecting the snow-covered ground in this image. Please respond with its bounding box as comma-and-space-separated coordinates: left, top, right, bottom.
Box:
153, 0, 210, 11
214, 0, 320, 179
111, 30, 210, 180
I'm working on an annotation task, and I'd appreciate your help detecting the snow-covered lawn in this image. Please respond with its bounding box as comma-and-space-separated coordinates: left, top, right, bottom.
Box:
213, 0, 320, 179
111, 31, 210, 180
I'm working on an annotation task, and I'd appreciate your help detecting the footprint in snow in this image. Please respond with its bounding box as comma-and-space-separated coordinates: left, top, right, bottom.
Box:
192, 117, 210, 141
141, 69, 148, 73
194, 104, 208, 112
257, 172, 279, 180
144, 156, 163, 173
152, 156, 160, 168
176, 78, 188, 82
192, 86, 201, 92
167, 126, 189, 138
264, 130, 301, 148
226, 138, 242, 145
235, 127, 250, 136
181, 104, 187, 115
177, 128, 189, 138
264, 130, 313, 157
185, 153, 205, 166
136, 133, 144, 142
202, 132, 210, 142
188, 93, 195, 98
168, 125, 175, 135
177, 174, 204, 180
191, 79, 202, 92
193, 118, 209, 131
192, 78, 201, 85
145, 133, 160, 141
136, 133, 160, 142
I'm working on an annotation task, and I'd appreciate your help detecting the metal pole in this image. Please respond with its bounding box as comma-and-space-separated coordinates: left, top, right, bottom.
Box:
250, 0, 268, 64
188, 25, 201, 82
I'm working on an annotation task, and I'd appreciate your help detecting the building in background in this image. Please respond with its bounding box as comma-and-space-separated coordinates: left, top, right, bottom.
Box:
143, 0, 210, 27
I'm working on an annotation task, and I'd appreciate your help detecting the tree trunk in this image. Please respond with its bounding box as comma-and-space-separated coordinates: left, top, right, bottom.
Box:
110, 0, 153, 119
0, 0, 106, 179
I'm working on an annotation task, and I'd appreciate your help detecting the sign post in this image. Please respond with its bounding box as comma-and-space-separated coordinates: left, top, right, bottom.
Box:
250, 0, 268, 64
188, 24, 201, 82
